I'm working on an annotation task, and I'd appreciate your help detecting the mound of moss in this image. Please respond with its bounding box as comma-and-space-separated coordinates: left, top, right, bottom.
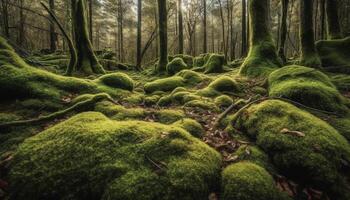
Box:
144, 76, 185, 94
166, 58, 188, 75
233, 146, 274, 173
97, 72, 134, 91
316, 37, 350, 74
214, 95, 233, 108
232, 100, 350, 198
169, 54, 194, 67
221, 162, 287, 200
202, 54, 225, 73
197, 76, 239, 97
172, 118, 205, 138
8, 112, 222, 200
176, 70, 204, 85
268, 65, 348, 114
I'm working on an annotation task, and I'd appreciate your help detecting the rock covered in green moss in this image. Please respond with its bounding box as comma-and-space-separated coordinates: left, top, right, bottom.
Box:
9, 112, 222, 200
197, 76, 239, 97
172, 118, 205, 138
169, 54, 194, 67
166, 58, 188, 75
316, 37, 350, 74
268, 65, 348, 113
176, 70, 204, 85
97, 72, 134, 91
184, 100, 219, 112
203, 54, 225, 73
144, 76, 185, 94
233, 146, 274, 173
221, 162, 287, 200
233, 100, 350, 197
214, 95, 233, 108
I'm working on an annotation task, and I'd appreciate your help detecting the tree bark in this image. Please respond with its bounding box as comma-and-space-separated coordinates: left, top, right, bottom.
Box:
325, 0, 342, 39
218, 0, 227, 60
49, 0, 57, 52
88, 0, 93, 44
319, 0, 325, 39
241, 0, 247, 57
203, 0, 207, 53
299, 0, 321, 68
278, 0, 289, 63
136, 0, 142, 70
178, 0, 184, 54
1, 0, 9, 38
71, 0, 104, 74
18, 0, 25, 46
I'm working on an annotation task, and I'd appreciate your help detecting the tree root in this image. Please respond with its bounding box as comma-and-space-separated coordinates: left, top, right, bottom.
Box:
0, 93, 116, 130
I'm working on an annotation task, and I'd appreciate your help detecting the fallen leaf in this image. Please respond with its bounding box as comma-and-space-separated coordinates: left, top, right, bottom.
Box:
280, 128, 305, 137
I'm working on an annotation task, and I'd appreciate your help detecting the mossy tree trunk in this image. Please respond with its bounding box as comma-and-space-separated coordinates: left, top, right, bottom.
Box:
278, 0, 288, 63
325, 0, 342, 39
136, 0, 142, 70
299, 0, 321, 68
71, 0, 104, 75
157, 0, 168, 72
49, 0, 57, 52
241, 0, 247, 57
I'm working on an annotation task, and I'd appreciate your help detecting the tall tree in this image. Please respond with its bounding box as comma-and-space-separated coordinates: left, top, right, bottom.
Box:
157, 0, 168, 72
88, 0, 93, 43
0, 0, 9, 38
136, 0, 142, 70
325, 0, 342, 39
117, 0, 124, 62
278, 0, 289, 63
49, 0, 57, 52
319, 0, 326, 39
218, 0, 227, 59
241, 0, 247, 57
203, 0, 207, 53
178, 0, 184, 54
17, 0, 25, 46
71, 0, 105, 74
299, 0, 321, 68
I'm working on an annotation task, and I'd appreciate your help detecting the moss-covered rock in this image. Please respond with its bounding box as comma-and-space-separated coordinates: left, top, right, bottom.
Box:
316, 37, 350, 74
166, 58, 188, 75
153, 109, 185, 124
97, 72, 134, 91
214, 95, 233, 108
176, 70, 204, 85
197, 76, 239, 97
172, 118, 205, 138
232, 100, 350, 198
203, 54, 225, 73
144, 76, 185, 94
330, 74, 350, 92
268, 65, 348, 114
169, 54, 194, 67
221, 162, 287, 200
184, 100, 219, 112
8, 112, 222, 200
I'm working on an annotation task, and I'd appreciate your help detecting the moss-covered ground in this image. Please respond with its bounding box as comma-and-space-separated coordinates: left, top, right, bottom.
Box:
1, 37, 350, 200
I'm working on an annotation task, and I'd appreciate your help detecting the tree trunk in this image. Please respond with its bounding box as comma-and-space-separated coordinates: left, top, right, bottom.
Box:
203, 0, 207, 53
299, 0, 321, 68
18, 0, 25, 46
136, 0, 142, 70
157, 0, 168, 72
49, 0, 57, 52
278, 0, 289, 63
218, 0, 227, 60
325, 0, 342, 39
1, 0, 9, 38
178, 0, 184, 54
319, 0, 325, 39
88, 0, 93, 44
241, 0, 247, 57
71, 0, 104, 74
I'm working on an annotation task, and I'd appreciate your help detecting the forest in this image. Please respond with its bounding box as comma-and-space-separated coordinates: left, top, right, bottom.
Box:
0, 0, 350, 199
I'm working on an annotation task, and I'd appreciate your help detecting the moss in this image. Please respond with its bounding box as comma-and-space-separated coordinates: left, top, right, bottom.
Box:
184, 100, 219, 112
194, 56, 205, 68
154, 109, 185, 124
197, 76, 239, 98
169, 54, 194, 67
233, 100, 350, 197
157, 95, 173, 106
97, 73, 134, 91
144, 76, 185, 94
214, 95, 233, 108
8, 112, 222, 200
316, 36, 350, 74
176, 70, 204, 85
327, 117, 350, 141
330, 74, 350, 91
0, 112, 22, 123
166, 58, 188, 75
19, 98, 64, 111
144, 95, 161, 106
233, 146, 274, 173
251, 86, 267, 95
221, 162, 287, 200
94, 101, 146, 120
268, 65, 348, 114
203, 54, 225, 73
123, 93, 145, 104
172, 118, 205, 138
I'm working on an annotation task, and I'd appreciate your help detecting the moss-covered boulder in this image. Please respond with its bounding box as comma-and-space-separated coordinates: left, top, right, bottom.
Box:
197, 76, 239, 97
97, 72, 134, 91
214, 95, 233, 108
8, 112, 222, 200
169, 54, 194, 67
172, 118, 205, 138
316, 37, 350, 74
221, 162, 287, 200
203, 54, 225, 73
176, 70, 204, 85
232, 100, 350, 198
268, 65, 348, 114
144, 76, 185, 94
166, 58, 188, 75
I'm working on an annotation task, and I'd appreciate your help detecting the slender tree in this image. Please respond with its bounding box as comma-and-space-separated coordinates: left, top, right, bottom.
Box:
49, 0, 57, 52
136, 0, 142, 70
18, 0, 25, 46
278, 0, 289, 63
218, 0, 227, 59
203, 0, 207, 53
157, 0, 168, 72
178, 0, 184, 54
241, 0, 247, 57
71, 0, 105, 74
88, 0, 93, 43
319, 0, 326, 39
325, 0, 342, 39
299, 0, 321, 68
0, 0, 9, 38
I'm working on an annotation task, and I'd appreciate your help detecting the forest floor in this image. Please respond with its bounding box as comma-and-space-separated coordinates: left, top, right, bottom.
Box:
1, 43, 350, 199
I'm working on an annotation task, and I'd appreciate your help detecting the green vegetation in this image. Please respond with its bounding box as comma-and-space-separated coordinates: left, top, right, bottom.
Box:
166, 57, 188, 75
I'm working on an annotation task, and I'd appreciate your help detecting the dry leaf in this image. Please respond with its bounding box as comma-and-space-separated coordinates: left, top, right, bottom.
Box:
280, 128, 305, 137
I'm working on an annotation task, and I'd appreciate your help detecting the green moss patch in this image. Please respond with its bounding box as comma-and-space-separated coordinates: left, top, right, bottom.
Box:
172, 118, 205, 138
166, 58, 188, 75
232, 100, 350, 197
96, 72, 134, 91
268, 65, 348, 114
8, 112, 222, 200
197, 76, 239, 97
144, 76, 186, 94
